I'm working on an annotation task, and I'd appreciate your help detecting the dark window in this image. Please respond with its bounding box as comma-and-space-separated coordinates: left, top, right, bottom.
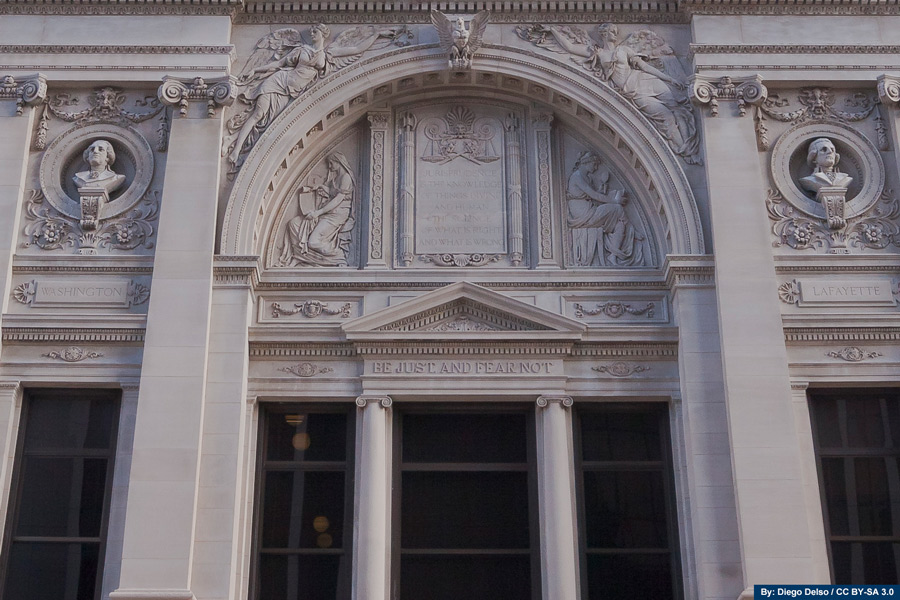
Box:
576, 405, 681, 600
396, 409, 539, 600
0, 389, 120, 600
810, 389, 900, 584
252, 407, 355, 600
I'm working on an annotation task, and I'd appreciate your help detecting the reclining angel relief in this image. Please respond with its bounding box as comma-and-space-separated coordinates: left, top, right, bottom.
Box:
517, 23, 701, 165
225, 25, 409, 168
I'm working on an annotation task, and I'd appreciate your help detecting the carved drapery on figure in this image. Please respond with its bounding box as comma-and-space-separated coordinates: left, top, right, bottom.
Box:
516, 23, 701, 165
566, 151, 645, 267
225, 24, 411, 169
278, 151, 356, 267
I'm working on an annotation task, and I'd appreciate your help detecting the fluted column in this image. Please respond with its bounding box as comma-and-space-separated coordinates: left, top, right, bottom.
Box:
691, 75, 826, 590
353, 395, 392, 600
112, 76, 234, 600
504, 114, 524, 266
0, 75, 46, 352
535, 395, 579, 600
398, 113, 417, 266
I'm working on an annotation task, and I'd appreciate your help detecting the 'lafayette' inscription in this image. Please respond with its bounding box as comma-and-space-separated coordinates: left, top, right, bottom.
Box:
797, 278, 896, 307
371, 360, 554, 375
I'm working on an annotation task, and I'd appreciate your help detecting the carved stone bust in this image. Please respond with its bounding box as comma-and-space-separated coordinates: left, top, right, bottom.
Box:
73, 139, 127, 195
798, 137, 852, 195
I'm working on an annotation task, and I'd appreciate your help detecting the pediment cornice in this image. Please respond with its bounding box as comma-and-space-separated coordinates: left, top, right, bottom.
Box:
342, 281, 586, 343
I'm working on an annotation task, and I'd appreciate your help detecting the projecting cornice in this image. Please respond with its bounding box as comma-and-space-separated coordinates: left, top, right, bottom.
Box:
680, 0, 900, 15
0, 0, 243, 16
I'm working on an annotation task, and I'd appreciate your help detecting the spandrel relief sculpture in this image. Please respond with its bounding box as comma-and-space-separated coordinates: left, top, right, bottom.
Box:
566, 151, 645, 267
278, 152, 356, 267
225, 25, 411, 168
516, 23, 701, 165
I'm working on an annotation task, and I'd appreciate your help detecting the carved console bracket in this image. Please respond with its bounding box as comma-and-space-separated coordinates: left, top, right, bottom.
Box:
690, 74, 767, 117
158, 76, 236, 117
0, 73, 47, 115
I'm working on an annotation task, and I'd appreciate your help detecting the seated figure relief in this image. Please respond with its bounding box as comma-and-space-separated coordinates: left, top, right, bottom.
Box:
566, 151, 645, 267
278, 152, 356, 267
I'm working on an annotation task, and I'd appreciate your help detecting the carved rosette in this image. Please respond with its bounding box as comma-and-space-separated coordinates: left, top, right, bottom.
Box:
43, 346, 104, 362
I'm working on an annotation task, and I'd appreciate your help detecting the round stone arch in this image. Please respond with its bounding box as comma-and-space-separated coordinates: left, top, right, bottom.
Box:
220, 44, 704, 258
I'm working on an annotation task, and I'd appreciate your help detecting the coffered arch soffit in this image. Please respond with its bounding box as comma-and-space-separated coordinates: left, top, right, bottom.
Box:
220, 44, 704, 259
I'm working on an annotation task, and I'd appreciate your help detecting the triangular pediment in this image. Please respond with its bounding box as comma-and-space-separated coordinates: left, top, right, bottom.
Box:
342, 282, 586, 341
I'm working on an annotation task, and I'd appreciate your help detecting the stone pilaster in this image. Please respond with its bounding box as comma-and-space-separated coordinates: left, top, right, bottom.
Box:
190, 257, 257, 600
111, 76, 233, 600
691, 75, 827, 588
532, 112, 556, 267
353, 395, 392, 600
0, 381, 22, 543
366, 111, 391, 268
0, 75, 46, 350
876, 75, 900, 176
535, 395, 579, 600
665, 255, 741, 600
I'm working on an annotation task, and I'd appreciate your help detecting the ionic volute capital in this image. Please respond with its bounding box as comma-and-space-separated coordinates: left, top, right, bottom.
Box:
158, 75, 236, 118
536, 395, 573, 409
356, 395, 393, 409
0, 73, 48, 116
878, 75, 900, 105
690, 74, 767, 117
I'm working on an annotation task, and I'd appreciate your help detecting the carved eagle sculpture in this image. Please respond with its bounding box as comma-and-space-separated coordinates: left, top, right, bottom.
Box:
432, 10, 490, 70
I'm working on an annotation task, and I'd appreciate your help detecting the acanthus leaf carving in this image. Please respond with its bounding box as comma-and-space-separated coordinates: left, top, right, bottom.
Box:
158, 75, 236, 117
767, 188, 900, 254
689, 75, 767, 117
591, 362, 650, 377
279, 362, 334, 377
574, 301, 655, 318
43, 346, 104, 362
12, 280, 36, 305
418, 253, 502, 268
826, 347, 882, 362
272, 300, 351, 318
23, 188, 159, 255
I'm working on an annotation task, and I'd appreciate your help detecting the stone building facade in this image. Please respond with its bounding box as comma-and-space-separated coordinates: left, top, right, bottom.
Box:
0, 1, 899, 599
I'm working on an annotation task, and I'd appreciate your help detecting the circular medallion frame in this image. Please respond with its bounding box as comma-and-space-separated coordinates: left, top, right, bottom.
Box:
770, 121, 884, 221
39, 123, 154, 221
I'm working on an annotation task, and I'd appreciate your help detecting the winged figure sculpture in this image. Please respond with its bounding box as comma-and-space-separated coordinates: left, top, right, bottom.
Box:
516, 23, 701, 165
224, 24, 411, 168
432, 10, 490, 70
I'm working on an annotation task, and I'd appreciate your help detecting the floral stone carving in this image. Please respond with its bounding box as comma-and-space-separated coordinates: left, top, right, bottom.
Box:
516, 23, 700, 165
271, 300, 351, 318
225, 24, 412, 169
592, 362, 650, 377
43, 347, 104, 362
280, 362, 334, 377
574, 301, 654, 318
826, 347, 882, 362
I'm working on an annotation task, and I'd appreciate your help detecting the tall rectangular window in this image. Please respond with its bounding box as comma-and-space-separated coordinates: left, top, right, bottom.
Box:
810, 389, 900, 583
576, 404, 681, 599
396, 408, 538, 600
252, 406, 355, 600
0, 389, 120, 600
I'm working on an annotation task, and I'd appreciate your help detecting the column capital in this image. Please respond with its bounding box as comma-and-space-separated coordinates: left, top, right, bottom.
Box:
531, 111, 554, 129
690, 74, 767, 117
356, 395, 392, 409
158, 75, 236, 117
367, 111, 391, 130
536, 395, 573, 409
878, 74, 900, 105
0, 73, 47, 116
